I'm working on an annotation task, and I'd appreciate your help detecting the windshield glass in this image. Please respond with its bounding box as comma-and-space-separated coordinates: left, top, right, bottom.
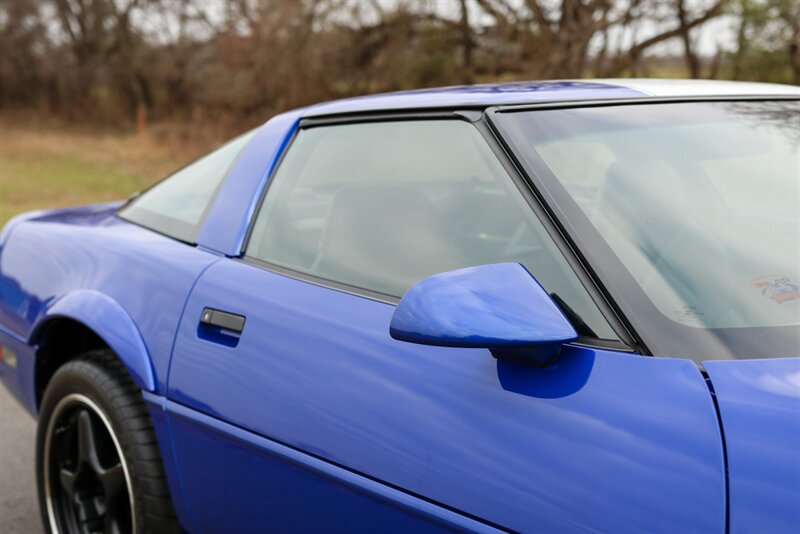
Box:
497, 100, 800, 360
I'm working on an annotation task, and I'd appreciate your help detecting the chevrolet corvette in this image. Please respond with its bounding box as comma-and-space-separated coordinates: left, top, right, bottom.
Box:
1, 79, 799, 533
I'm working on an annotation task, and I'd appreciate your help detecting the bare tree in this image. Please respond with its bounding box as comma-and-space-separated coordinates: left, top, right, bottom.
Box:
1, 0, 794, 126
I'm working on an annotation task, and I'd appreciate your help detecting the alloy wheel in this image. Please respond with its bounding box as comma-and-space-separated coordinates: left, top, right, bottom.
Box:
43, 394, 135, 534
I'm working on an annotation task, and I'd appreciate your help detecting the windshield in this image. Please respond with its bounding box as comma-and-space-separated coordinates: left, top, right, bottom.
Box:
496, 100, 800, 360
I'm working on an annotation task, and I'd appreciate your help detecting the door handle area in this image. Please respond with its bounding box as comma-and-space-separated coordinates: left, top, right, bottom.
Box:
200, 308, 246, 334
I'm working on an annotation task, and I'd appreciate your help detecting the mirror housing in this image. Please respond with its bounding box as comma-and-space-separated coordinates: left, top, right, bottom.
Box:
390, 263, 578, 366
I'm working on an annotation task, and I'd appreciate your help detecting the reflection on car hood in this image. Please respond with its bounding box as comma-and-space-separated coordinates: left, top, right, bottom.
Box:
704, 357, 800, 533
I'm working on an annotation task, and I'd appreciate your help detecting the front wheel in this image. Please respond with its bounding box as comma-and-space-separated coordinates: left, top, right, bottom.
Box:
36, 350, 179, 534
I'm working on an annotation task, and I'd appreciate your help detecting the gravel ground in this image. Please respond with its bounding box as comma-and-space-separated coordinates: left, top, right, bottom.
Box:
0, 384, 43, 533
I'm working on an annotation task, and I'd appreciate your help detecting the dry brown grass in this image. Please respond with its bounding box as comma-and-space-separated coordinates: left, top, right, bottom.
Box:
0, 116, 219, 227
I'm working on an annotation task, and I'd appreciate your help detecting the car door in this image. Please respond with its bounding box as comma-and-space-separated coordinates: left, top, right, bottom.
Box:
166, 117, 727, 533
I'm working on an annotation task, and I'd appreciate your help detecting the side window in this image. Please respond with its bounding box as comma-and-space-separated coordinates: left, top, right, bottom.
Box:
247, 120, 618, 340
119, 129, 256, 242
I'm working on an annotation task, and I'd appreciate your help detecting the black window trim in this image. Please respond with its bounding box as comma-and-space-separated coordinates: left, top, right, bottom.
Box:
116, 129, 258, 245
485, 94, 800, 358
116, 205, 198, 245
491, 93, 799, 114
237, 109, 638, 352
472, 116, 638, 352
238, 111, 469, 255
238, 112, 473, 308
241, 256, 402, 306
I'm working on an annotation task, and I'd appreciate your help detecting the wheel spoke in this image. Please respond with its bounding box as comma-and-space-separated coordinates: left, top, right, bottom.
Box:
106, 512, 124, 534
73, 493, 102, 523
76, 410, 103, 472
59, 467, 78, 500
99, 463, 125, 504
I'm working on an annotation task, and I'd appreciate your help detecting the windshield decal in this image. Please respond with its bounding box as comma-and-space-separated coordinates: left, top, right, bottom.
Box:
752, 275, 800, 305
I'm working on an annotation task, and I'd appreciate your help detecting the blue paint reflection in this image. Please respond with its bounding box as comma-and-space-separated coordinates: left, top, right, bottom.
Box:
390, 263, 577, 350
0, 203, 219, 397
496, 347, 594, 399
170, 259, 727, 533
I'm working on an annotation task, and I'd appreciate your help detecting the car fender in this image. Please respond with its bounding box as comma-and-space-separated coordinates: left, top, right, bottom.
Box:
0, 209, 50, 247
30, 289, 156, 392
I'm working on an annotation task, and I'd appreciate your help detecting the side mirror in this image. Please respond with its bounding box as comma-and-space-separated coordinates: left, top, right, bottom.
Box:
390, 263, 577, 366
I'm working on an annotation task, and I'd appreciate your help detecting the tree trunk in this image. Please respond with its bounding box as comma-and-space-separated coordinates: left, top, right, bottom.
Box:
787, 11, 800, 85
732, 0, 749, 80
677, 0, 702, 78
459, 0, 474, 84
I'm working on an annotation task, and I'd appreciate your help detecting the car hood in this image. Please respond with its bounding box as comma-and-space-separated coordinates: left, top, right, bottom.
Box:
703, 357, 800, 533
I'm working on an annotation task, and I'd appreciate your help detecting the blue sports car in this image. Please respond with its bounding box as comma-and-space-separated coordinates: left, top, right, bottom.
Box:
1, 79, 799, 534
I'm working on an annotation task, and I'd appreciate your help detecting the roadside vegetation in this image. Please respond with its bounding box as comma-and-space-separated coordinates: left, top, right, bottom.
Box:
1, 0, 796, 228
0, 117, 210, 227
1, 0, 797, 131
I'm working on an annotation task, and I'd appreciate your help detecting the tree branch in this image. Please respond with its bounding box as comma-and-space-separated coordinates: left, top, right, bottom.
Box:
606, 0, 728, 75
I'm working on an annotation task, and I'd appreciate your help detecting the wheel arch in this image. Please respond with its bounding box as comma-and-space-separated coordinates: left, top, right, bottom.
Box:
30, 290, 156, 407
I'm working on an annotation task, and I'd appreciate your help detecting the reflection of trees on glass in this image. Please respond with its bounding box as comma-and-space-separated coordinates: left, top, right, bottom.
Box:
725, 101, 800, 144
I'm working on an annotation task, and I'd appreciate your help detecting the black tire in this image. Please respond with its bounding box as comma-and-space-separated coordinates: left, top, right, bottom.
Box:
36, 349, 180, 534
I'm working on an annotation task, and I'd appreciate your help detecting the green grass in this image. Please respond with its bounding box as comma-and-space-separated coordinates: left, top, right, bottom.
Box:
2, 156, 148, 224
0, 121, 207, 228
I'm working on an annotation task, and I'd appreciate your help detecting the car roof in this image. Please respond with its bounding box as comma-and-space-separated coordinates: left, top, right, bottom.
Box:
301, 78, 799, 117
